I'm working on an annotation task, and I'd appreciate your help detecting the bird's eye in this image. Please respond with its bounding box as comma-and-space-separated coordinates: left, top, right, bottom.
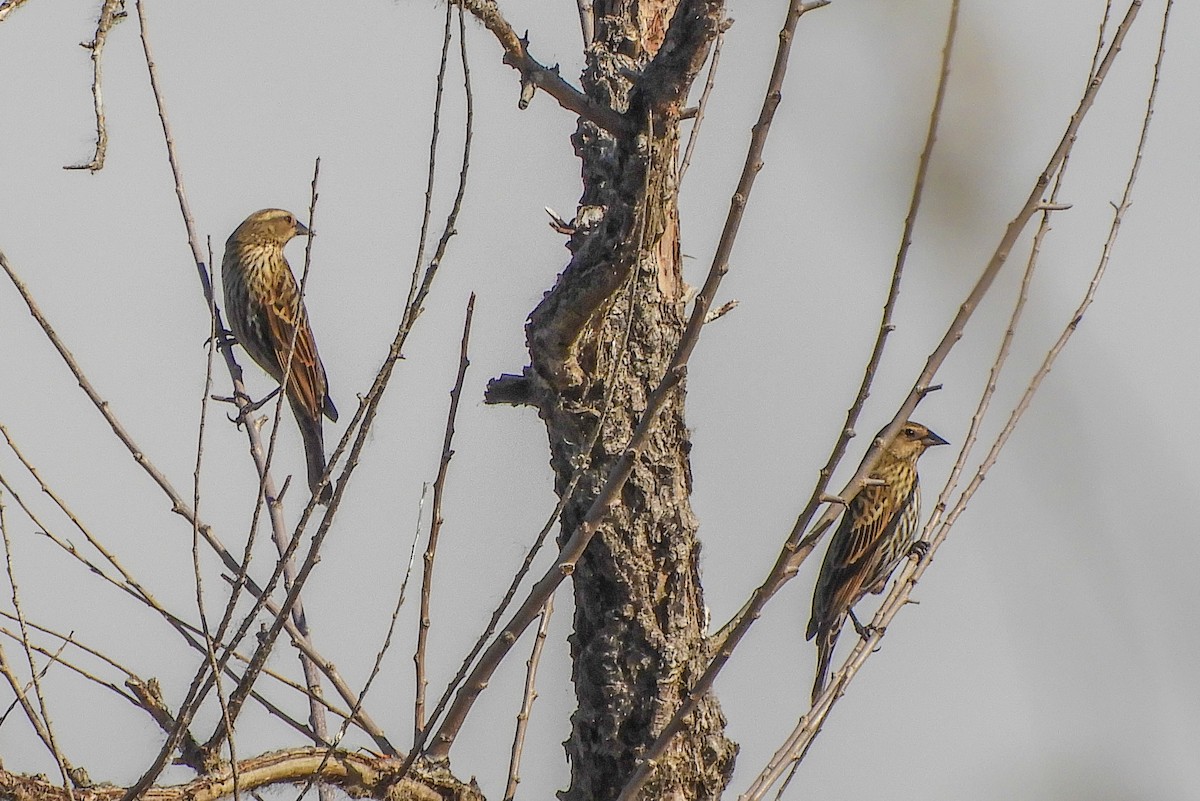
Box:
285, 214, 295, 226
902, 427, 917, 438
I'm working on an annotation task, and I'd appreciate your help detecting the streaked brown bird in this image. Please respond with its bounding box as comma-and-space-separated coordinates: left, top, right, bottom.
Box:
807, 421, 947, 703
222, 208, 338, 504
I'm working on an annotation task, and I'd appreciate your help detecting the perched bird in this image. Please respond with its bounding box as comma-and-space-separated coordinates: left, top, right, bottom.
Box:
222, 208, 338, 504
806, 421, 948, 703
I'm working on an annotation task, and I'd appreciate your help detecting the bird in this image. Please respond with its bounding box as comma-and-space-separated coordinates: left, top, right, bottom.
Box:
806, 420, 948, 703
221, 208, 338, 504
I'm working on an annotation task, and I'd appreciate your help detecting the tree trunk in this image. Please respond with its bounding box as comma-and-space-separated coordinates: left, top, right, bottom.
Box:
496, 2, 738, 798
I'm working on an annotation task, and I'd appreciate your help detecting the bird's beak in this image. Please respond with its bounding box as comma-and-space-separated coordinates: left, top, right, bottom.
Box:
295, 220, 314, 238
922, 430, 949, 447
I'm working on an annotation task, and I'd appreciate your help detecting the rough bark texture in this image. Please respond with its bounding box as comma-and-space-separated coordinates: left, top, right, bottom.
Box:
512, 2, 738, 799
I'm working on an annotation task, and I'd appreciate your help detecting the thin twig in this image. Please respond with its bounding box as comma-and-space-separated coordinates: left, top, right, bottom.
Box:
0, 493, 74, 797
456, 0, 628, 133
64, 0, 124, 172
740, 2, 1156, 795
412, 10, 468, 738
924, 0, 1108, 556
406, 0, 457, 325
576, 0, 594, 47
0, 473, 327, 751
0, 0, 34, 24
191, 234, 239, 797
928, 0, 1168, 593
0, 612, 135, 686
219, 577, 394, 748
502, 595, 554, 801
0, 610, 320, 742
1091, 0, 1115, 76
0, 629, 117, 726
678, 20, 726, 185
415, 293, 476, 735
424, 0, 818, 765
293, 459, 429, 800
0, 437, 337, 744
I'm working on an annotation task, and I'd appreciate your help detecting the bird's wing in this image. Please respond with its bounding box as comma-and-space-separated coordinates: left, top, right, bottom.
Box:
839, 490, 898, 569
265, 273, 328, 425
808, 483, 916, 636
831, 484, 916, 605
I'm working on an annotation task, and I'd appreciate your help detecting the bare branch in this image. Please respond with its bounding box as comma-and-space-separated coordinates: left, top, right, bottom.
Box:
678, 18, 727, 185
1, 750, 484, 801
0, 0, 34, 24
457, 0, 629, 133
415, 293, 476, 734
0, 616, 137, 706
703, 298, 739, 324
503, 595, 555, 801
189, 233, 239, 792
64, 0, 125, 172
576, 0, 594, 47
0, 494, 74, 797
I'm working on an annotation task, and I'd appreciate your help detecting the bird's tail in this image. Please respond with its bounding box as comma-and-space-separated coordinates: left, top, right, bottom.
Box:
292, 400, 332, 505
811, 625, 840, 705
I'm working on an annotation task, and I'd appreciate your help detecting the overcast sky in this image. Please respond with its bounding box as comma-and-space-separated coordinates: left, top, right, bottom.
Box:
0, 2, 1197, 800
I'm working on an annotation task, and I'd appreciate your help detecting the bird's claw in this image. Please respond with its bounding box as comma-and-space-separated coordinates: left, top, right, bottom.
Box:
908, 540, 930, 560
221, 388, 280, 426
207, 327, 237, 349
239, 387, 282, 420
848, 610, 877, 640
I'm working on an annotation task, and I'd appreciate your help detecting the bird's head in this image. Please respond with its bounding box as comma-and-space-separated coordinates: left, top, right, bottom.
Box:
880, 421, 949, 463
233, 208, 312, 246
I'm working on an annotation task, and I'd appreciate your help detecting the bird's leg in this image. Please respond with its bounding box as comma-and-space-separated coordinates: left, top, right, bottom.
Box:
908, 540, 930, 560
217, 386, 282, 426
848, 609, 876, 639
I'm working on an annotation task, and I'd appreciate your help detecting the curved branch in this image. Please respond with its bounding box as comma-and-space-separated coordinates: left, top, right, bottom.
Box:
0, 751, 481, 801
457, 0, 630, 134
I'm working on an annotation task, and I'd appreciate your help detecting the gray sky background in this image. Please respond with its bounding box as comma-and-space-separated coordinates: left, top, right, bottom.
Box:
0, 1, 1197, 799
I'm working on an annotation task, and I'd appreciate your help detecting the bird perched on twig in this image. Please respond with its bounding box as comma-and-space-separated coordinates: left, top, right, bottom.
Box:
222, 208, 338, 504
807, 421, 948, 703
